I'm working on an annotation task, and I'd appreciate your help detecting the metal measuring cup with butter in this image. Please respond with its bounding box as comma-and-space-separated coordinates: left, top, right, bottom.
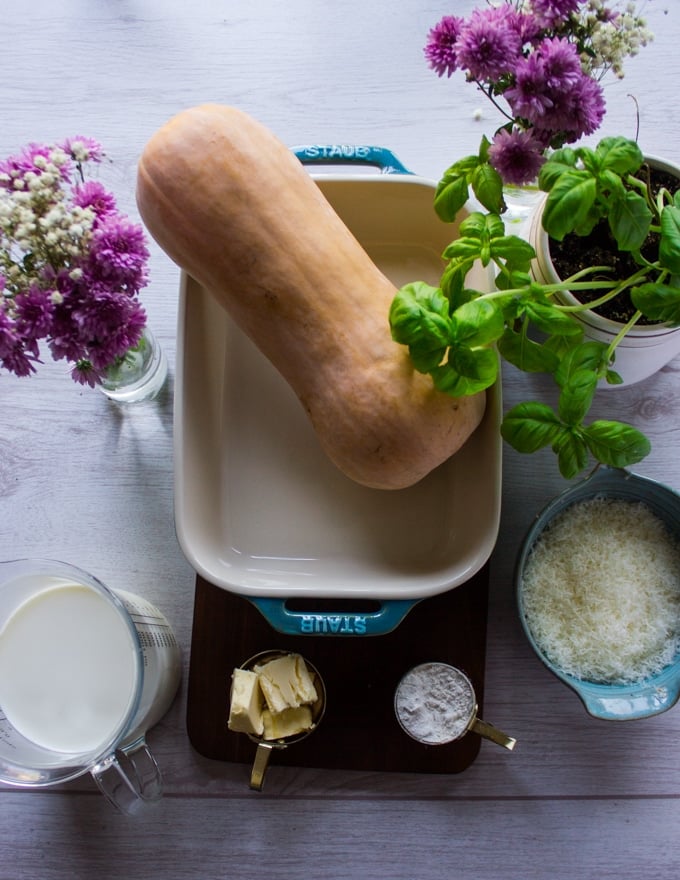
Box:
228, 650, 326, 789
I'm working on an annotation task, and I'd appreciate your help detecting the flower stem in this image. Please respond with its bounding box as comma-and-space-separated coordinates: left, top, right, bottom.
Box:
472, 79, 514, 124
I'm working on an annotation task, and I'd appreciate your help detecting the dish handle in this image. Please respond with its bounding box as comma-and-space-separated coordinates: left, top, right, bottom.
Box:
291, 144, 414, 175
249, 597, 418, 636
569, 674, 680, 721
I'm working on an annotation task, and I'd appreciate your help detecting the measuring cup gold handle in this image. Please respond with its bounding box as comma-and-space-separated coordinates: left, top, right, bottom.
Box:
250, 742, 275, 791
470, 717, 517, 751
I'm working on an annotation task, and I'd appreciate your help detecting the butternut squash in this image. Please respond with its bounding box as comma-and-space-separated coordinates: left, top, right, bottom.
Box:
136, 104, 485, 489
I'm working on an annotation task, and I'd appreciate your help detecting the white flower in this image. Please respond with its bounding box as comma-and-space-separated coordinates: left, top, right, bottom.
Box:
41, 207, 64, 229
49, 148, 68, 167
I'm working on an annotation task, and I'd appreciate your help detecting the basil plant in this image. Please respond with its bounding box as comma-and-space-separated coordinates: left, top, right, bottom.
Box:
389, 136, 680, 479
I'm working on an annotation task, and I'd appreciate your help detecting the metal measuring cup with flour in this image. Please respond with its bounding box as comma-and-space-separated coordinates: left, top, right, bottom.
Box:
394, 662, 516, 750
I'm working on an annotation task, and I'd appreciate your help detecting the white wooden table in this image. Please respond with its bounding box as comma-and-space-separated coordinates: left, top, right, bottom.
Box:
1, 2, 679, 877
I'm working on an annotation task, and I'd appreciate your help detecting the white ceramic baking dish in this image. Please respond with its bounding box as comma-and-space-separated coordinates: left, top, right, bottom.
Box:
173, 147, 502, 635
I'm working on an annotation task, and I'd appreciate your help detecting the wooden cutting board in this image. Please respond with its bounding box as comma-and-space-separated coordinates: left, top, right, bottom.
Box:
186, 565, 489, 774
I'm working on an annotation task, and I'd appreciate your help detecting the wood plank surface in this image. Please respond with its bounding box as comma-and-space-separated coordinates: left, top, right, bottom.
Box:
1, 1, 680, 878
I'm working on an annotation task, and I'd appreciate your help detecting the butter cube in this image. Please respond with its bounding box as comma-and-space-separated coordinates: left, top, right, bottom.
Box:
228, 668, 264, 736
262, 705, 314, 740
255, 653, 318, 714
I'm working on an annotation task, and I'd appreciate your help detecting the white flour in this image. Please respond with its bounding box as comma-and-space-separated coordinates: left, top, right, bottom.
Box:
394, 662, 475, 745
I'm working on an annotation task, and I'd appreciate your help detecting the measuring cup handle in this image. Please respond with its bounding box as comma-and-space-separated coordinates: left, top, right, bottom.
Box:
470, 717, 517, 751
250, 742, 274, 791
90, 737, 163, 814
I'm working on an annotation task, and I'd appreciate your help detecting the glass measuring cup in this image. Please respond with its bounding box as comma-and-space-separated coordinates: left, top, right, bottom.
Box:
394, 662, 516, 750
0, 558, 181, 814
236, 650, 326, 790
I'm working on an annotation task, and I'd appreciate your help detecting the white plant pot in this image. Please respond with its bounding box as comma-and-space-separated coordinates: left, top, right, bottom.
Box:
528, 156, 680, 388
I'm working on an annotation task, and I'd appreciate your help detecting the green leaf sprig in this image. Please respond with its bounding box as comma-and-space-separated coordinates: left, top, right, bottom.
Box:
389, 135, 679, 479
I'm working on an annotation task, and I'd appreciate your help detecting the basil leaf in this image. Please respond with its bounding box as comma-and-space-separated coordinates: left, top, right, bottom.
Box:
553, 430, 589, 479
489, 235, 536, 268
659, 205, 680, 274
478, 134, 493, 162
599, 169, 626, 201
450, 299, 505, 347
471, 162, 505, 215
523, 300, 582, 336
543, 331, 584, 360
557, 369, 597, 425
583, 420, 652, 467
608, 190, 652, 252
573, 202, 604, 238
576, 145, 600, 176
434, 172, 470, 223
483, 213, 506, 240
442, 237, 483, 262
495, 267, 532, 291
498, 328, 560, 373
501, 402, 564, 453
554, 340, 609, 388
440, 264, 469, 308
542, 171, 598, 241
458, 212, 488, 238
389, 282, 452, 371
596, 136, 644, 175
538, 148, 578, 190
389, 282, 450, 341
631, 282, 680, 325
431, 346, 498, 396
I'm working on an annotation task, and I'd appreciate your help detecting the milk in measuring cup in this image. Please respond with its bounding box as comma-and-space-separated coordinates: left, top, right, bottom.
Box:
0, 581, 137, 753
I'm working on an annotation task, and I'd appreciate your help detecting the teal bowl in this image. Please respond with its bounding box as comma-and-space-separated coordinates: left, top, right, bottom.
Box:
515, 466, 680, 720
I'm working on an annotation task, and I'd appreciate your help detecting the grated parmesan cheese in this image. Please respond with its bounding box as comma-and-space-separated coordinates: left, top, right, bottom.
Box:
521, 498, 680, 685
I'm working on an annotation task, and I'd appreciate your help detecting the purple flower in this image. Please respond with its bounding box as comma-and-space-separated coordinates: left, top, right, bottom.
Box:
537, 37, 583, 90
0, 311, 37, 376
530, 0, 584, 28
505, 38, 583, 125
13, 285, 55, 338
76, 292, 146, 370
534, 71, 606, 140
0, 309, 16, 358
49, 283, 146, 372
488, 129, 546, 185
424, 16, 464, 77
0, 134, 152, 384
505, 52, 556, 122
511, 11, 543, 46
0, 143, 62, 187
48, 296, 89, 364
73, 181, 117, 217
456, 7, 523, 81
71, 359, 101, 388
559, 73, 607, 139
85, 215, 150, 294
1, 344, 37, 377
